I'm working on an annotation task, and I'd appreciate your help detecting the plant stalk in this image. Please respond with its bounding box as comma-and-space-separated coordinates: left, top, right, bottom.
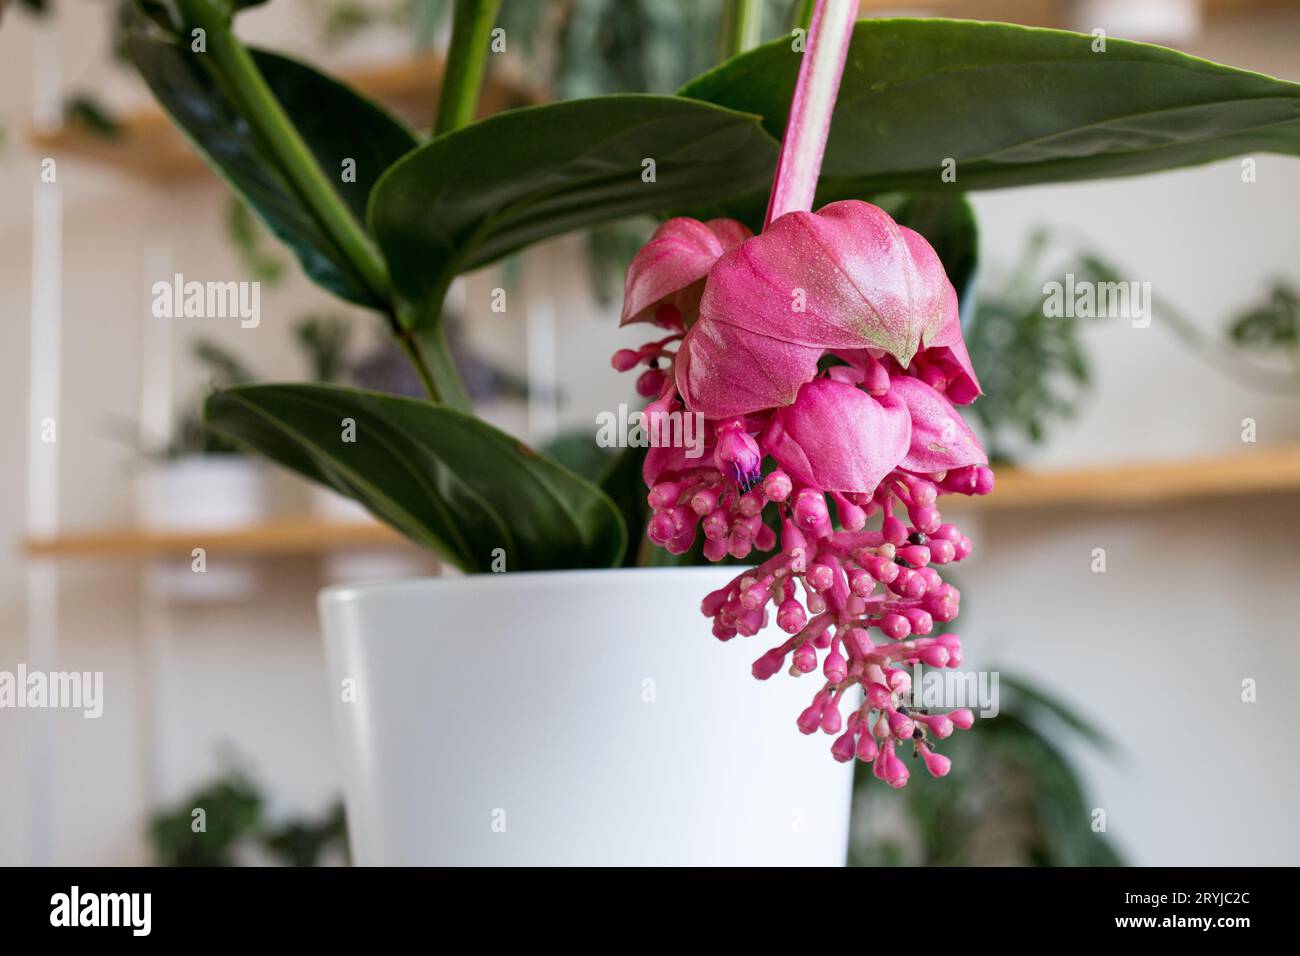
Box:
410, 0, 505, 412
175, 0, 390, 305
434, 0, 503, 135
721, 0, 762, 60
763, 0, 859, 227
175, 0, 453, 405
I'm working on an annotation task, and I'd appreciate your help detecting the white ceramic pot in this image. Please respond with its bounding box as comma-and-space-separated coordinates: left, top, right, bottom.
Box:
135, 454, 269, 530
319, 567, 854, 865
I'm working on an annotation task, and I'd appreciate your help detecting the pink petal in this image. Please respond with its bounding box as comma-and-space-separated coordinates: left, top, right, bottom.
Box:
643, 443, 700, 487
620, 217, 751, 328
920, 306, 982, 404
675, 318, 823, 420
762, 378, 911, 494
695, 200, 954, 366
889, 375, 987, 474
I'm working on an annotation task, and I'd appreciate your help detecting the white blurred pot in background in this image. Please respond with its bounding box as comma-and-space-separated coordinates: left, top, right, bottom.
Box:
134, 454, 269, 600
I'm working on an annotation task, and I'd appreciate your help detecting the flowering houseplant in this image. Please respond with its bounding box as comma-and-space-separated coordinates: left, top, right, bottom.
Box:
128, 0, 1300, 787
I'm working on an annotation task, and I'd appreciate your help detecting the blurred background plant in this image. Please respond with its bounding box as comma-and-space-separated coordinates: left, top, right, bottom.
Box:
966, 229, 1300, 464
149, 750, 348, 866
850, 672, 1122, 866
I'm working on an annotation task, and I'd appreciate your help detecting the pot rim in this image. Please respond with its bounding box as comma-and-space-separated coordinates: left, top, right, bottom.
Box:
318, 564, 735, 608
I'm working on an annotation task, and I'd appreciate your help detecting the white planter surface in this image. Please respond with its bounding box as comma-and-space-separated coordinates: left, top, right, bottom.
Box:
320, 566, 854, 865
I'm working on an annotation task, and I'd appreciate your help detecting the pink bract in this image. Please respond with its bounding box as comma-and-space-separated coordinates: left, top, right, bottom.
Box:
763, 378, 910, 494
678, 201, 964, 418
619, 217, 752, 330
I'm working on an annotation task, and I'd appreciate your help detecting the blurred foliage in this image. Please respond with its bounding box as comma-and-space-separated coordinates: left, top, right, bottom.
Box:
584, 220, 656, 307
227, 199, 288, 285
295, 314, 353, 383
851, 673, 1123, 867
1227, 282, 1300, 351
149, 761, 263, 866
159, 339, 255, 458
64, 94, 121, 138
150, 755, 348, 866
263, 802, 348, 867
1228, 282, 1300, 352
964, 230, 1102, 464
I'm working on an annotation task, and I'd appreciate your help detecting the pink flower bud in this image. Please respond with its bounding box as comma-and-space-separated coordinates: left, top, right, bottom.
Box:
702, 536, 729, 562
727, 531, 753, 560
866, 682, 892, 710
776, 598, 807, 634
647, 482, 682, 511
888, 709, 915, 739
908, 503, 941, 534
898, 544, 931, 567
690, 487, 718, 515
919, 743, 951, 778
831, 730, 857, 762
831, 492, 866, 531
879, 612, 911, 640
763, 470, 793, 502
807, 563, 834, 592
714, 421, 762, 487
856, 733, 878, 763
611, 348, 641, 372
636, 368, 666, 397
820, 705, 842, 735
751, 647, 786, 680
902, 608, 933, 636
823, 646, 847, 683
927, 538, 956, 564
647, 512, 677, 545
950, 708, 975, 730
793, 488, 830, 533
918, 645, 950, 667
881, 514, 908, 545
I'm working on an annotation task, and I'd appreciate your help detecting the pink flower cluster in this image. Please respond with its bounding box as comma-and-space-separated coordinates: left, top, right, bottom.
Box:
614, 200, 993, 785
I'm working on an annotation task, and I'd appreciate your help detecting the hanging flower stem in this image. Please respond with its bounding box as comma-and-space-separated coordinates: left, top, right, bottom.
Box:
763, 0, 859, 227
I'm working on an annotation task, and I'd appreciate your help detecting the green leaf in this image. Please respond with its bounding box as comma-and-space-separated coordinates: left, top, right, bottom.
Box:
1001, 674, 1117, 755
368, 95, 780, 327
139, 0, 268, 34
126, 35, 417, 308
683, 18, 1300, 194
205, 384, 627, 572
594, 445, 652, 569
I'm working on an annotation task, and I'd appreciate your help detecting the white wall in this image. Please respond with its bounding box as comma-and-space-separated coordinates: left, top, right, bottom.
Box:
2, 2, 1298, 866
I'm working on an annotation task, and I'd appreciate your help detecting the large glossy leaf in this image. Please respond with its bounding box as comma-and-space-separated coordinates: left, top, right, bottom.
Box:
368, 95, 780, 327
206, 384, 627, 572
127, 35, 417, 308
682, 18, 1300, 194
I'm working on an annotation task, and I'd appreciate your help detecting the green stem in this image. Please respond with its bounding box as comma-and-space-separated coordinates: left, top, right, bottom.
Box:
434, 0, 503, 136
415, 324, 475, 411
721, 0, 762, 59
792, 0, 817, 31
175, 0, 451, 404
400, 0, 503, 412
176, 0, 389, 305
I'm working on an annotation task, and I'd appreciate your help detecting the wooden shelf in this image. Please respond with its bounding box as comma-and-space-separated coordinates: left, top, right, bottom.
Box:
956, 444, 1300, 511
22, 446, 1300, 560
25, 517, 410, 559
29, 52, 544, 181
